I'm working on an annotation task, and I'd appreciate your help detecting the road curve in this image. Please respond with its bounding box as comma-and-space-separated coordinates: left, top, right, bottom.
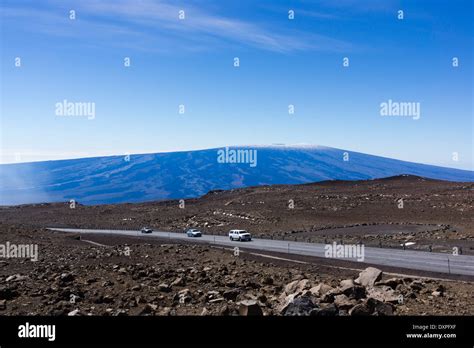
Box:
48, 228, 474, 277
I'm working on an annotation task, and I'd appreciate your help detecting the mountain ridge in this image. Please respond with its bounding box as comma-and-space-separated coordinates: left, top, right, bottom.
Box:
0, 145, 472, 205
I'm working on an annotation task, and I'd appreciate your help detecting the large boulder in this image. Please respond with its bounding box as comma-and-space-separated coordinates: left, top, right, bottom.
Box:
278, 279, 313, 313
339, 279, 366, 300
339, 279, 355, 289
355, 267, 383, 287
334, 294, 356, 310
277, 293, 299, 314
320, 288, 340, 303
284, 279, 310, 295
281, 296, 317, 316
366, 286, 400, 304
309, 283, 333, 297
367, 298, 394, 316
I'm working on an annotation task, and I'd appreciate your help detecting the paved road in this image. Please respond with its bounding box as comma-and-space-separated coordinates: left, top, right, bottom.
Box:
49, 228, 474, 276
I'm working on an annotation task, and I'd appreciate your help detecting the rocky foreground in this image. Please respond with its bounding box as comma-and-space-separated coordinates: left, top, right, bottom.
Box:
0, 224, 473, 316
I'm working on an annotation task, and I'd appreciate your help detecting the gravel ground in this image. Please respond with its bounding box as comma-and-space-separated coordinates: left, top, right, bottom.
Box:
0, 224, 473, 316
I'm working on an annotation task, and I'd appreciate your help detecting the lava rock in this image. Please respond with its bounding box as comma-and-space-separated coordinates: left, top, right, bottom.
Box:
282, 296, 317, 316
238, 300, 263, 316
367, 298, 394, 316
349, 303, 372, 316
355, 267, 382, 287
311, 303, 338, 316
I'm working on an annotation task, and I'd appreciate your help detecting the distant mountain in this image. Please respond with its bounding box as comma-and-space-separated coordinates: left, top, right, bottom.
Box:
0, 145, 472, 205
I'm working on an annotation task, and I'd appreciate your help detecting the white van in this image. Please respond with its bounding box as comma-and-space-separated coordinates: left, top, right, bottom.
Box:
229, 229, 252, 242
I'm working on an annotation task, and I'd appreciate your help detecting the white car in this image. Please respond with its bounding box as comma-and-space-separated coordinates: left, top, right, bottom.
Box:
229, 229, 252, 242
141, 227, 153, 234
186, 229, 202, 237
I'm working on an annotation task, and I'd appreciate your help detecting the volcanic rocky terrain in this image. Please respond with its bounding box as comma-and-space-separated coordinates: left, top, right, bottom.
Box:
0, 175, 473, 316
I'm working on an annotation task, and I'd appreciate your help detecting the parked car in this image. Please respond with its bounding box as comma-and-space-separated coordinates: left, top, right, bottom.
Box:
186, 229, 202, 237
229, 229, 252, 241
141, 227, 153, 234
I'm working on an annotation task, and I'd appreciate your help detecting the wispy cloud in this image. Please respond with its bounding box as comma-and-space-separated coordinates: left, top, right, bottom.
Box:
1, 0, 354, 53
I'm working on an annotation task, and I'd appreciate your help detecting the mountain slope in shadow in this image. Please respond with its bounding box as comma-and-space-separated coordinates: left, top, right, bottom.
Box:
0, 145, 472, 205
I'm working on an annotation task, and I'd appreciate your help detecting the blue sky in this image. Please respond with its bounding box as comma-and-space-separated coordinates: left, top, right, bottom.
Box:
1, 0, 472, 169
